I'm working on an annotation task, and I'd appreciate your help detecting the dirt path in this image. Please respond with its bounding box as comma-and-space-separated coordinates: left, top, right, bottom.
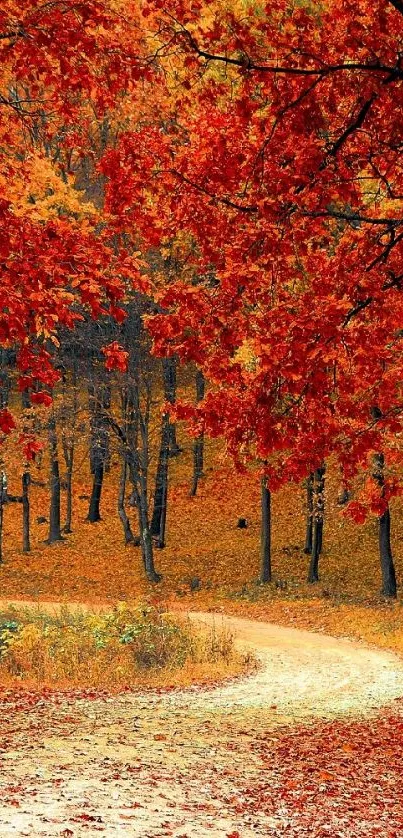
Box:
0, 607, 403, 836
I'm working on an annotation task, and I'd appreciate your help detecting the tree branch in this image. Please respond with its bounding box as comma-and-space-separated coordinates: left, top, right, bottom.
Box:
327, 95, 376, 158
182, 31, 397, 78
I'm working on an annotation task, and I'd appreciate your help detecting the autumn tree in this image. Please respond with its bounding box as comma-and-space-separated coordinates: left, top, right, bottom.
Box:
101, 0, 403, 595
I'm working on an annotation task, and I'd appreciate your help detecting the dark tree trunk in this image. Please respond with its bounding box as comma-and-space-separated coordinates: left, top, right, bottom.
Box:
150, 412, 170, 547
163, 357, 181, 456
129, 376, 161, 582
304, 473, 314, 554
21, 389, 31, 409
132, 476, 161, 582
87, 383, 110, 523
190, 369, 205, 497
62, 358, 77, 534
373, 453, 397, 598
0, 472, 4, 564
63, 452, 73, 534
307, 466, 325, 583
22, 471, 30, 553
87, 463, 104, 523
379, 507, 397, 598
0, 349, 10, 409
48, 415, 63, 544
118, 455, 135, 545
260, 476, 271, 583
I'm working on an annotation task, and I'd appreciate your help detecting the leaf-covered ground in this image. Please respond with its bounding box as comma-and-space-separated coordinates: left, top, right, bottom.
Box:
0, 614, 402, 837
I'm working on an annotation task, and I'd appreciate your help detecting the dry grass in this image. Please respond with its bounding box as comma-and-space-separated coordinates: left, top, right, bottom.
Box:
0, 602, 252, 690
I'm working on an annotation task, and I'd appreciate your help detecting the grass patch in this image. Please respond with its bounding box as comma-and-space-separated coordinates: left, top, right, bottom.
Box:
0, 602, 253, 690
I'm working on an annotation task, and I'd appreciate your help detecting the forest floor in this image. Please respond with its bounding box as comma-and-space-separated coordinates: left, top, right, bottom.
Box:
2, 427, 403, 833
0, 611, 403, 837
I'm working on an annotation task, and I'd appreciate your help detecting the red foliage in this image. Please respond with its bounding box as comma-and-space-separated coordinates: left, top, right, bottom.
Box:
102, 1, 403, 494
102, 341, 129, 372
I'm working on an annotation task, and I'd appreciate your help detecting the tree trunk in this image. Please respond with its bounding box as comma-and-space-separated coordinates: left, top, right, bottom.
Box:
22, 471, 30, 553
307, 466, 325, 583
21, 389, 31, 409
260, 476, 271, 583
0, 472, 4, 564
87, 463, 104, 523
304, 473, 314, 554
379, 507, 397, 598
63, 450, 73, 533
48, 415, 63, 544
373, 453, 397, 598
61, 358, 77, 534
150, 412, 170, 547
190, 369, 205, 497
133, 477, 161, 582
118, 455, 135, 545
87, 382, 110, 523
0, 349, 10, 409
163, 357, 181, 456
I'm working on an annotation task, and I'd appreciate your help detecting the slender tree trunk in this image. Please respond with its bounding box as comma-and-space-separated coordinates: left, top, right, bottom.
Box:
87, 382, 110, 523
22, 471, 30, 553
379, 507, 397, 597
260, 476, 271, 583
133, 475, 161, 582
163, 357, 181, 456
62, 359, 77, 534
307, 466, 325, 583
87, 463, 104, 523
63, 449, 74, 533
118, 455, 135, 545
304, 473, 314, 554
0, 349, 10, 409
373, 453, 397, 598
21, 389, 31, 410
190, 369, 205, 497
47, 415, 63, 544
0, 472, 4, 564
150, 412, 170, 546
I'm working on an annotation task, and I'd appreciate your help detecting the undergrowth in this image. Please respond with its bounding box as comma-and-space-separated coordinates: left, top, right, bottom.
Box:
0, 603, 251, 689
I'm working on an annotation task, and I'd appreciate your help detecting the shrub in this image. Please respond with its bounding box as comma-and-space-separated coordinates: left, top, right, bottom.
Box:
0, 603, 250, 688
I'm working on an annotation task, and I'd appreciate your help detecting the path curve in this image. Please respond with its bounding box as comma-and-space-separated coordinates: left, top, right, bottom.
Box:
1, 600, 403, 718
1, 604, 403, 836
185, 611, 403, 717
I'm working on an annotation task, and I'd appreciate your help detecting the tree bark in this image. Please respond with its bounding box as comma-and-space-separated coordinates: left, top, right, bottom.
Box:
304, 473, 314, 554
47, 415, 63, 544
163, 357, 181, 456
260, 476, 271, 583
87, 383, 110, 523
150, 412, 170, 547
63, 450, 74, 533
0, 349, 10, 409
22, 471, 30, 553
379, 506, 397, 597
0, 472, 4, 564
118, 455, 135, 545
61, 358, 77, 534
373, 453, 397, 598
131, 474, 161, 582
307, 466, 325, 583
87, 463, 104, 523
190, 369, 205, 497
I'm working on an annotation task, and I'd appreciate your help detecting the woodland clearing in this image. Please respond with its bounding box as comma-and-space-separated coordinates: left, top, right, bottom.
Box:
0, 611, 403, 837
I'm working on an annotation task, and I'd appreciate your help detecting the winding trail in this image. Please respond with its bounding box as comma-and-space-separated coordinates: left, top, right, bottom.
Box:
0, 608, 403, 836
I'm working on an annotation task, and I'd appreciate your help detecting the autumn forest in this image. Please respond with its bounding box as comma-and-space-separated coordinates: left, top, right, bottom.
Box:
1, 1, 403, 836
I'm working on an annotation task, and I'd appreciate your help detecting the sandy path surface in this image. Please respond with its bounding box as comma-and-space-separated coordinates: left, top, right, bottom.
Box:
0, 606, 403, 837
